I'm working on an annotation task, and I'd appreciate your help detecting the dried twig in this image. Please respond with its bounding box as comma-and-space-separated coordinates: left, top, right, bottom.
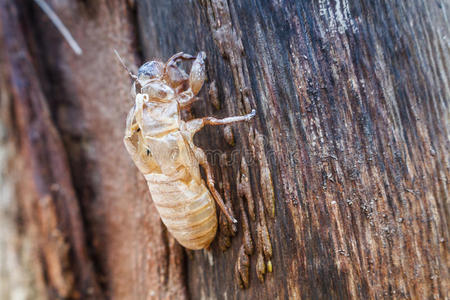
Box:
33, 0, 82, 55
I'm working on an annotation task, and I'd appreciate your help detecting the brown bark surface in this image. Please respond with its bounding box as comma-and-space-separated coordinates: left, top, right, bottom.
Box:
0, 0, 448, 299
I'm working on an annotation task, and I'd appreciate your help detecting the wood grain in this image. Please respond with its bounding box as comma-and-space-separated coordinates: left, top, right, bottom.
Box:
0, 0, 448, 299
0, 1, 102, 298
138, 0, 449, 298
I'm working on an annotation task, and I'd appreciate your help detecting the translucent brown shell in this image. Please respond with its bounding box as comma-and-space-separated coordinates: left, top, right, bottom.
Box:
123, 52, 255, 249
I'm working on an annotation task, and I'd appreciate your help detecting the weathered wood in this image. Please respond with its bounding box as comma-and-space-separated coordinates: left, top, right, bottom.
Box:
0, 1, 104, 298
0, 0, 448, 299
138, 0, 449, 299
1, 0, 189, 299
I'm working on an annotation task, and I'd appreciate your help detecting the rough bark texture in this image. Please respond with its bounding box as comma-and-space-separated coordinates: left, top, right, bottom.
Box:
0, 0, 448, 299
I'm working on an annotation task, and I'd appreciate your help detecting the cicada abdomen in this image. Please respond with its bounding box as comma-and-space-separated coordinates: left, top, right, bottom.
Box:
145, 173, 218, 249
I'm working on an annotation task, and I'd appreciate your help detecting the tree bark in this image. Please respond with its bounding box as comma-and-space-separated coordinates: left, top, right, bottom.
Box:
0, 0, 448, 299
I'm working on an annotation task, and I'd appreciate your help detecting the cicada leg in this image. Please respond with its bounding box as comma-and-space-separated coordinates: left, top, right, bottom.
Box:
165, 52, 195, 68
183, 109, 256, 138
188, 52, 206, 96
177, 90, 200, 109
192, 146, 237, 224
177, 52, 207, 109
181, 109, 256, 224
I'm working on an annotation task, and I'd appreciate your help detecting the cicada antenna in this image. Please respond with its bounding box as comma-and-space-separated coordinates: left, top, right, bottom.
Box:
33, 0, 82, 55
114, 49, 138, 80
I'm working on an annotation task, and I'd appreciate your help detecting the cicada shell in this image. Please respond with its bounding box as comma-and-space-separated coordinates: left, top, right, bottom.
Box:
123, 52, 255, 249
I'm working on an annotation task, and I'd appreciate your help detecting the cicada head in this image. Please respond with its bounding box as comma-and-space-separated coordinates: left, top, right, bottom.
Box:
135, 61, 164, 94
134, 61, 175, 102
138, 61, 164, 80
128, 52, 204, 102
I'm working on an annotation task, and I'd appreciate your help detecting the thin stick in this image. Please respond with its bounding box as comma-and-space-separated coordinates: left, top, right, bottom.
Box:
113, 49, 137, 79
33, 0, 82, 55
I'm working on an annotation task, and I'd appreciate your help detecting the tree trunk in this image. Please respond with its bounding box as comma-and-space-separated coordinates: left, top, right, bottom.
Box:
0, 0, 448, 299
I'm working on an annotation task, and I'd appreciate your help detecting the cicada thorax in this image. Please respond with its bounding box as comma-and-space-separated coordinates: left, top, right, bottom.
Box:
125, 90, 218, 250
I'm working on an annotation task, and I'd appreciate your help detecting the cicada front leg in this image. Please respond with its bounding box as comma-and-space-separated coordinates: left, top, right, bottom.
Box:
177, 52, 207, 109
166, 52, 195, 68
133, 93, 148, 128
123, 95, 144, 155
189, 52, 206, 96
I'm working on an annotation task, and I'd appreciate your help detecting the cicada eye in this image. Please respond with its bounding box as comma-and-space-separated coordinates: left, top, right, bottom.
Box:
138, 61, 164, 79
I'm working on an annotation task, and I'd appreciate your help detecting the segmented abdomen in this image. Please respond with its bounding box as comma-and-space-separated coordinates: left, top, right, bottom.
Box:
144, 173, 217, 250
